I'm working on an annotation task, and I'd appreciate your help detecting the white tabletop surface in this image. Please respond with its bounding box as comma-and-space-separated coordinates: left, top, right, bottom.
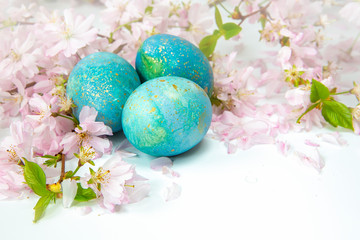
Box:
1, 1, 360, 240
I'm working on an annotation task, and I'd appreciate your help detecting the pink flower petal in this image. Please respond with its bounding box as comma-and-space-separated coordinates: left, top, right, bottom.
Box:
62, 179, 78, 208
126, 180, 150, 203
317, 132, 347, 146
76, 206, 92, 216
79, 106, 97, 123
163, 182, 181, 202
304, 139, 320, 147
162, 166, 180, 178
276, 140, 290, 156
150, 157, 173, 171
295, 149, 325, 173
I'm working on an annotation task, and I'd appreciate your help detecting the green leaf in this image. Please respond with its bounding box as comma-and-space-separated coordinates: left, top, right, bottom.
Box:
259, 16, 267, 29
145, 6, 153, 14
215, 6, 223, 30
64, 171, 74, 179
199, 34, 220, 57
321, 100, 354, 130
41, 155, 57, 159
222, 23, 242, 40
44, 159, 57, 167
33, 194, 55, 223
310, 79, 330, 103
74, 183, 97, 202
24, 160, 51, 196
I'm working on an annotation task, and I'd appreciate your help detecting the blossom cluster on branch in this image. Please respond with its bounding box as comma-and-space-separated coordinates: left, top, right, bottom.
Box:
0, 0, 359, 222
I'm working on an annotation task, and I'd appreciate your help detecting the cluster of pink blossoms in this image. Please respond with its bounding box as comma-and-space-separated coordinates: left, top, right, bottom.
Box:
209, 0, 360, 157
0, 0, 359, 220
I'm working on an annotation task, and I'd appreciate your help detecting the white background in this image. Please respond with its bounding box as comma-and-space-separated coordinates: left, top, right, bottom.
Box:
1, 1, 360, 240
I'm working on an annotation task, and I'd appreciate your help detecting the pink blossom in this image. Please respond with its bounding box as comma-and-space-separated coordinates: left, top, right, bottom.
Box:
26, 93, 55, 124
61, 106, 112, 158
6, 3, 36, 22
0, 30, 41, 79
181, 3, 213, 44
339, 2, 360, 27
0, 121, 33, 199
81, 153, 147, 212
45, 9, 97, 57
285, 88, 310, 107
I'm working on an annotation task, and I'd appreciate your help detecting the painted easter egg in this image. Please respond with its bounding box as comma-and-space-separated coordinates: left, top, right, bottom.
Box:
135, 34, 214, 97
66, 52, 141, 132
122, 76, 212, 157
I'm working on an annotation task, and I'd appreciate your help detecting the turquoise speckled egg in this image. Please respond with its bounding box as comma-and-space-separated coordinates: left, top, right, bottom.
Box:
122, 76, 212, 157
135, 34, 214, 97
67, 52, 141, 132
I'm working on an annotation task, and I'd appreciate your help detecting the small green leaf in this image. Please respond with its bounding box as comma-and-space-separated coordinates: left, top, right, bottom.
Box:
33, 194, 55, 223
89, 167, 96, 175
145, 6, 153, 14
259, 16, 267, 29
41, 155, 57, 159
24, 160, 51, 196
215, 6, 223, 30
321, 100, 354, 130
310, 79, 330, 103
280, 36, 290, 47
222, 22, 242, 40
64, 171, 74, 179
44, 159, 57, 167
210, 95, 222, 107
199, 34, 220, 57
74, 183, 97, 202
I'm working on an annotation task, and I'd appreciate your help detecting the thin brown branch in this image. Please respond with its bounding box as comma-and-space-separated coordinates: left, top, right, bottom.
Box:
238, 1, 271, 25
59, 154, 65, 183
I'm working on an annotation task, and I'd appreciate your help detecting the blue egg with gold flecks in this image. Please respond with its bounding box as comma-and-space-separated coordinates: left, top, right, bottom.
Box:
66, 52, 141, 132
122, 76, 212, 157
135, 34, 214, 97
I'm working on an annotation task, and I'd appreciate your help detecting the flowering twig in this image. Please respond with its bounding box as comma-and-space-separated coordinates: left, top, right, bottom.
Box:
59, 154, 66, 183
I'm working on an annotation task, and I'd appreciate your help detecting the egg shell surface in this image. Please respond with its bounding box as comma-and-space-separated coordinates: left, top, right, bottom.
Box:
67, 52, 141, 132
135, 34, 214, 97
122, 76, 212, 157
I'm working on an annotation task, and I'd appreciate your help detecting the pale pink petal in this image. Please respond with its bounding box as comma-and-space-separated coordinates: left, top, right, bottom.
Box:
126, 180, 150, 203
295, 149, 325, 173
162, 166, 180, 178
76, 206, 92, 216
150, 157, 173, 171
163, 182, 181, 202
317, 132, 348, 146
79, 105, 97, 123
276, 140, 290, 156
81, 122, 112, 136
60, 132, 79, 156
116, 150, 137, 158
305, 139, 320, 147
62, 179, 78, 208
88, 136, 111, 154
